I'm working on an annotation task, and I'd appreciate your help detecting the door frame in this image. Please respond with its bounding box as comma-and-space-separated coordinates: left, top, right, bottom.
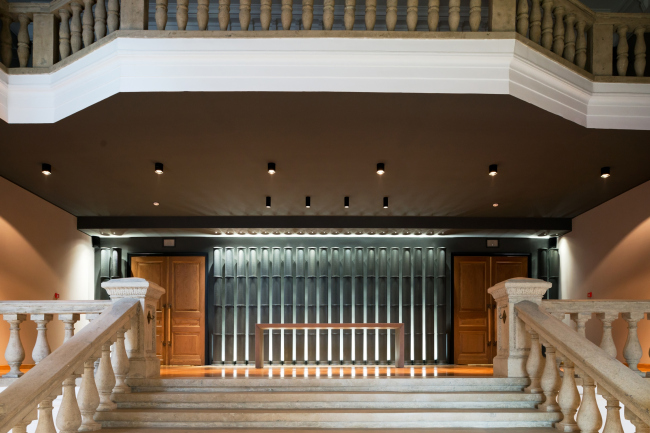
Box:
127, 252, 210, 366
449, 253, 531, 365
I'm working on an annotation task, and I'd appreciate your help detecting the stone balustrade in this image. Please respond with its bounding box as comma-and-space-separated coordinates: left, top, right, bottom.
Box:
542, 299, 650, 377
0, 300, 112, 378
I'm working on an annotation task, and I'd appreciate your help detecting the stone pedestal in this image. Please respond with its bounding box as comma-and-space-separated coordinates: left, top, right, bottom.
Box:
32, 14, 59, 68
488, 278, 551, 378
101, 278, 165, 378
488, 0, 517, 32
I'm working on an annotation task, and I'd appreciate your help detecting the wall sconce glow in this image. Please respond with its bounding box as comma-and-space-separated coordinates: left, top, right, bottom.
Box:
306, 196, 311, 208
266, 196, 271, 208
42, 163, 52, 175
489, 164, 498, 176
154, 162, 164, 174
344, 196, 350, 208
493, 203, 499, 207
268, 162, 276, 174
153, 202, 160, 206
383, 197, 388, 208
601, 166, 611, 178
377, 163, 385, 175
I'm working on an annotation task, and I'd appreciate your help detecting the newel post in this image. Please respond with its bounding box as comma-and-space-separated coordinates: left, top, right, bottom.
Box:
488, 278, 551, 377
120, 0, 148, 30
102, 278, 165, 378
488, 0, 517, 32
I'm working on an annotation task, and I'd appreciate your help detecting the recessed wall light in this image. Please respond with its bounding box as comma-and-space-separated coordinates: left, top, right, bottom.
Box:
268, 162, 276, 174
493, 203, 499, 207
306, 196, 311, 208
266, 196, 271, 208
601, 167, 611, 178
344, 197, 350, 208
377, 163, 385, 175
154, 162, 164, 174
489, 164, 498, 176
42, 163, 52, 175
153, 202, 160, 206
383, 197, 388, 208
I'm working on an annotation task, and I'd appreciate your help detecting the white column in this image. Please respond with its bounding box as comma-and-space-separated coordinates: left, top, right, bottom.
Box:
31, 314, 53, 364
3, 314, 27, 378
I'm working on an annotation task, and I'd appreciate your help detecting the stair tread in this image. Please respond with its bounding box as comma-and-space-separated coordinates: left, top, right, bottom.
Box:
103, 429, 559, 432
108, 408, 549, 413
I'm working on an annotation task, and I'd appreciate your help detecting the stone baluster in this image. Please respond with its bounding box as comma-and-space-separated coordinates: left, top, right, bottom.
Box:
11, 419, 31, 433
323, 0, 335, 30
575, 20, 587, 69
59, 313, 80, 343
625, 407, 650, 433
35, 396, 57, 433
406, 0, 418, 31
107, 0, 119, 33
197, 0, 209, 30
600, 390, 624, 433
261, 0, 272, 30
386, 0, 398, 31
469, 0, 481, 32
17, 14, 30, 68
82, 0, 94, 48
239, 0, 251, 30
448, 0, 460, 32
71, 2, 83, 53
156, 0, 168, 29
96, 341, 117, 411
617, 25, 629, 76
576, 373, 602, 433
516, 0, 528, 36
541, 0, 553, 50
552, 6, 564, 56
538, 341, 560, 412
427, 0, 439, 31
56, 375, 82, 433
2, 314, 26, 378
95, 0, 107, 40
529, 0, 541, 43
31, 314, 53, 364
556, 358, 580, 432
78, 356, 102, 431
112, 328, 131, 394
365, 0, 377, 30
176, 0, 189, 30
634, 27, 646, 77
595, 312, 618, 358
1, 15, 12, 67
622, 312, 644, 374
219, 0, 230, 30
59, 10, 71, 60
282, 0, 294, 30
524, 327, 543, 394
570, 312, 590, 338
563, 14, 575, 63
302, 0, 314, 29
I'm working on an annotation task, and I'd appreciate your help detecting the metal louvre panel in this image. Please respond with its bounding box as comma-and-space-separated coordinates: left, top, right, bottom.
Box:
213, 248, 223, 363
271, 248, 282, 363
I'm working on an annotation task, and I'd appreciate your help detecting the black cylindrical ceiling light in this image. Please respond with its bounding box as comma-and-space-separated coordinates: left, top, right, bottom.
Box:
268, 162, 276, 174
383, 197, 388, 208
154, 162, 164, 174
489, 164, 498, 176
266, 196, 271, 208
344, 196, 350, 208
601, 166, 611, 178
377, 163, 385, 175
306, 196, 311, 208
41, 163, 52, 175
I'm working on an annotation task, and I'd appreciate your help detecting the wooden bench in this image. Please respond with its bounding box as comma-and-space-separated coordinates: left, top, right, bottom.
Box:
255, 323, 405, 368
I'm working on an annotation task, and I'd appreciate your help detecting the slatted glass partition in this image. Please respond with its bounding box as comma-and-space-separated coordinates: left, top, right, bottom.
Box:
213, 245, 447, 365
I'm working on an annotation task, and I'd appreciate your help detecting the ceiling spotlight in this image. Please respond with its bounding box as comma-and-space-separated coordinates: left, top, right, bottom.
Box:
489, 164, 498, 176
153, 202, 160, 206
601, 167, 611, 178
154, 162, 164, 174
344, 196, 350, 208
383, 197, 388, 208
266, 196, 271, 208
268, 162, 276, 174
42, 163, 52, 175
306, 196, 311, 208
377, 163, 385, 175
493, 203, 499, 207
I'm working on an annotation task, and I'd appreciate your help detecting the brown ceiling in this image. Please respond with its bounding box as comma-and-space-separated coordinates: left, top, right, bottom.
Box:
1, 91, 649, 220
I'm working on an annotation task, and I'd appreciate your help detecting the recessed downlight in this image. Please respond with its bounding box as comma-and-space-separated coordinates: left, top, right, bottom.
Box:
42, 163, 52, 175
344, 196, 350, 208
153, 202, 160, 206
266, 196, 271, 208
493, 203, 499, 207
601, 166, 611, 178
268, 162, 276, 174
154, 162, 164, 174
377, 163, 385, 175
489, 164, 498, 176
306, 196, 311, 208
383, 197, 388, 208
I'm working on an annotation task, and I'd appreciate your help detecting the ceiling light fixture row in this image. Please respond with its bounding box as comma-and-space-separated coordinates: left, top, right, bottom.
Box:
263, 196, 390, 209
268, 162, 386, 175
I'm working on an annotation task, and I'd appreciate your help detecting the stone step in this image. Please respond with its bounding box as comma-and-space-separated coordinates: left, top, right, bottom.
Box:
114, 391, 542, 410
96, 408, 561, 429
103, 428, 560, 433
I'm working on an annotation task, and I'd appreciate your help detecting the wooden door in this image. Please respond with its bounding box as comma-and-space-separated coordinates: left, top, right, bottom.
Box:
131, 256, 206, 366
453, 256, 528, 364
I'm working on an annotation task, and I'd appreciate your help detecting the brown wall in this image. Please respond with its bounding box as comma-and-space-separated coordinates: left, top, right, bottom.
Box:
559, 179, 650, 364
0, 176, 94, 365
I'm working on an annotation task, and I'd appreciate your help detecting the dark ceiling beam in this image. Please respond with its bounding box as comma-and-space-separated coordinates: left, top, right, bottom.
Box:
77, 216, 572, 231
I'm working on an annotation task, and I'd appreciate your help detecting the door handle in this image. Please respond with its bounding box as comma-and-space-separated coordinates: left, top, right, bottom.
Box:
167, 304, 172, 350
487, 303, 492, 347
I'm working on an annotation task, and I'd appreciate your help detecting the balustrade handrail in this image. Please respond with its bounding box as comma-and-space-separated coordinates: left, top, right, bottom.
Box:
515, 300, 650, 427
0, 300, 112, 315
0, 297, 140, 433
542, 299, 650, 314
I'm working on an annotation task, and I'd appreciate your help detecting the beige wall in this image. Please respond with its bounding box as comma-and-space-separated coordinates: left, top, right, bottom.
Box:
0, 176, 94, 365
559, 179, 650, 365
